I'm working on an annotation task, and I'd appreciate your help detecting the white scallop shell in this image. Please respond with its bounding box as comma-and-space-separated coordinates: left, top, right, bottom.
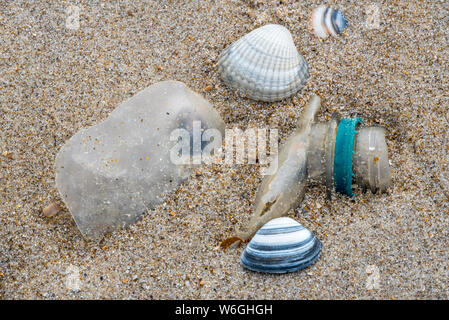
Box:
310, 6, 348, 39
217, 24, 309, 102
240, 217, 321, 273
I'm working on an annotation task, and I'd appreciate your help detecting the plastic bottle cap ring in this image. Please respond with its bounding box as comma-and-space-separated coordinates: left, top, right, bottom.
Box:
333, 117, 363, 197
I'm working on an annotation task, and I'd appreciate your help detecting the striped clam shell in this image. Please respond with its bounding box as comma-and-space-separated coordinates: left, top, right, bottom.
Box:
240, 217, 322, 273
310, 6, 347, 39
217, 24, 309, 102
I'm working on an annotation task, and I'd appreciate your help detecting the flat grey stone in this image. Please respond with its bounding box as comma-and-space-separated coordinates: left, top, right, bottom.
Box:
55, 81, 225, 239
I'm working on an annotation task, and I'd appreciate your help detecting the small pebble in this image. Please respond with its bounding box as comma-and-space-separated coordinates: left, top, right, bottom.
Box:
42, 202, 61, 218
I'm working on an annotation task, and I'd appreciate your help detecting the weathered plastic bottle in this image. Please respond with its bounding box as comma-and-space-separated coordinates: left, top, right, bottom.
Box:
222, 95, 391, 247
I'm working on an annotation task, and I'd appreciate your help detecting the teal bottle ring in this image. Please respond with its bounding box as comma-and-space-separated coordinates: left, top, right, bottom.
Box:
333, 117, 363, 197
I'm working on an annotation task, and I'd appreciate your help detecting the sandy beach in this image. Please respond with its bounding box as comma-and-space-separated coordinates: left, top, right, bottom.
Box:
0, 0, 448, 299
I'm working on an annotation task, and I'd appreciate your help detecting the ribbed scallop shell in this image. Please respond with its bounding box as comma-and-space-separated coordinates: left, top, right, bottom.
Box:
310, 6, 347, 39
240, 217, 322, 273
217, 24, 309, 102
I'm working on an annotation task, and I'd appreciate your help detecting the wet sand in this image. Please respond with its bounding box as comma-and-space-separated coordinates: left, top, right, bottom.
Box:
0, 0, 448, 299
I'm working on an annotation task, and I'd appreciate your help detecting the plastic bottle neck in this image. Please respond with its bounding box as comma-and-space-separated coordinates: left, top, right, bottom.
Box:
307, 118, 391, 197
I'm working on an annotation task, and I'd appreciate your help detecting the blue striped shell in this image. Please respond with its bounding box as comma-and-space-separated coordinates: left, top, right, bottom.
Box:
310, 6, 348, 39
240, 217, 321, 273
